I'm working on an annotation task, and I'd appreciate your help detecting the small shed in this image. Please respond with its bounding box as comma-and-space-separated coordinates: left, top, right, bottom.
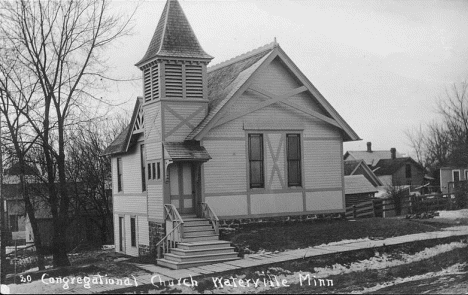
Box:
344, 175, 378, 207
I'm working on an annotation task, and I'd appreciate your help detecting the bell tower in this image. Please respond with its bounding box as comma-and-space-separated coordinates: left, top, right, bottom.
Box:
136, 0, 213, 142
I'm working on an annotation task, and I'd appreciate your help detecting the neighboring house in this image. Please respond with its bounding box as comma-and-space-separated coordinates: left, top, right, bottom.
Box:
344, 175, 378, 207
2, 164, 113, 249
344, 159, 382, 187
103, 0, 360, 264
440, 167, 468, 194
372, 156, 425, 188
344, 142, 403, 166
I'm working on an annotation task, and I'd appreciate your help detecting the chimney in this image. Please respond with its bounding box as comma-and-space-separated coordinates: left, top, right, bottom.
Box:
390, 148, 396, 159
367, 142, 372, 152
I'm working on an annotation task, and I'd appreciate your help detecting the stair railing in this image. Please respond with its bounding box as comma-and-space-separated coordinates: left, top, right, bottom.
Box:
200, 202, 219, 235
155, 204, 184, 259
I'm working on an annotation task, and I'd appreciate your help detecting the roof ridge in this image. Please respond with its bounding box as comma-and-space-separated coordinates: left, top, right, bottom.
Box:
208, 41, 276, 72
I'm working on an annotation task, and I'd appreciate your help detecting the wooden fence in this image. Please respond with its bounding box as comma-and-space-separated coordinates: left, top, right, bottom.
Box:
346, 193, 454, 219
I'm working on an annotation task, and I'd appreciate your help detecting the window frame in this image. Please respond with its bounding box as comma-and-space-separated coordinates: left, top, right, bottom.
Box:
140, 144, 146, 192
286, 134, 302, 187
405, 163, 412, 179
130, 216, 137, 247
453, 169, 461, 182
248, 134, 265, 189
117, 157, 123, 192
156, 162, 161, 180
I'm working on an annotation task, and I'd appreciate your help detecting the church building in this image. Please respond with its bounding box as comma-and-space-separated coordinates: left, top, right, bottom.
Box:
104, 0, 360, 269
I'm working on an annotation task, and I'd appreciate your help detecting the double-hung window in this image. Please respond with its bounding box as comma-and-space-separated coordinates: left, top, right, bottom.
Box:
130, 217, 136, 247
248, 134, 264, 188
140, 144, 146, 191
287, 134, 302, 187
405, 164, 412, 179
117, 158, 123, 192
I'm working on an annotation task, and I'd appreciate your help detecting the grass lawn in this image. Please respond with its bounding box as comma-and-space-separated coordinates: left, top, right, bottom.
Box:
225, 217, 448, 253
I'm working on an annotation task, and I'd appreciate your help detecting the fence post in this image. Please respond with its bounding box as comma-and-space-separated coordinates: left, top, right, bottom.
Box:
353, 205, 356, 219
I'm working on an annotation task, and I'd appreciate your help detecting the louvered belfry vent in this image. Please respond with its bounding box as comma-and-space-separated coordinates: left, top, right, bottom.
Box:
165, 63, 183, 98
185, 64, 203, 99
151, 65, 159, 100
144, 68, 151, 102
144, 64, 160, 102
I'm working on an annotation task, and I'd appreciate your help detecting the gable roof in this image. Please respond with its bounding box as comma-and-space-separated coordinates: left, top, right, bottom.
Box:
187, 43, 360, 142
344, 150, 404, 166
372, 157, 424, 176
102, 98, 142, 156
135, 0, 212, 67
344, 159, 383, 186
345, 175, 378, 195
186, 43, 276, 140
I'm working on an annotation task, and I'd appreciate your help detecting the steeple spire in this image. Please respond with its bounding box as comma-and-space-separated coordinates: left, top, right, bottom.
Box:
136, 0, 213, 67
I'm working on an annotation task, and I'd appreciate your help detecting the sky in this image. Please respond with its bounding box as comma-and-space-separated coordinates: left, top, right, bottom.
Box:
104, 0, 468, 157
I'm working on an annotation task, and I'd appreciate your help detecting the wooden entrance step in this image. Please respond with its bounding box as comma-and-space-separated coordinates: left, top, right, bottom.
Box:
157, 221, 239, 269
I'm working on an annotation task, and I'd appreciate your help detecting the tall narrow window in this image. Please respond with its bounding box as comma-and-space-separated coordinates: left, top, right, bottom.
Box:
130, 217, 136, 247
117, 158, 123, 192
157, 162, 161, 180
287, 134, 302, 187
248, 134, 264, 188
140, 144, 146, 191
453, 170, 460, 182
405, 164, 412, 179
148, 163, 152, 180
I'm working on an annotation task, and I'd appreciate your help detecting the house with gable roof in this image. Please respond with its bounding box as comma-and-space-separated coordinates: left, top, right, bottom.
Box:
344, 142, 403, 166
103, 0, 360, 269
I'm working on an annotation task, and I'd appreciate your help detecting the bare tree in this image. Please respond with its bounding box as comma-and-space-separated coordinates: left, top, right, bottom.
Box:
0, 0, 134, 267
406, 82, 468, 178
0, 40, 47, 271
66, 117, 128, 246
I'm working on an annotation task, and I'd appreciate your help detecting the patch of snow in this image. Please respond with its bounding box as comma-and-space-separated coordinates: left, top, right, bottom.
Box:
194, 242, 468, 294
436, 209, 468, 219
353, 263, 467, 294
102, 245, 115, 250
312, 241, 467, 277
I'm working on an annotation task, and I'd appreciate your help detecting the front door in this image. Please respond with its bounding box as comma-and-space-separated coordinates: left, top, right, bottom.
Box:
169, 162, 195, 215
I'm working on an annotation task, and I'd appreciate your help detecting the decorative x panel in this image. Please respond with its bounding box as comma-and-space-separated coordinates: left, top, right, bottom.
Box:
164, 105, 205, 138
266, 134, 285, 189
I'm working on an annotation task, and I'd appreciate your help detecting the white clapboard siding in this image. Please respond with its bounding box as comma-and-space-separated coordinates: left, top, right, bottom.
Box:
265, 133, 285, 190
122, 146, 143, 194
146, 142, 162, 161
304, 139, 343, 189
148, 184, 164, 220
114, 195, 147, 215
250, 193, 303, 215
138, 216, 149, 246
305, 190, 343, 211
143, 102, 162, 145
209, 99, 340, 139
251, 58, 301, 94
203, 140, 246, 193
164, 103, 206, 141
205, 195, 248, 216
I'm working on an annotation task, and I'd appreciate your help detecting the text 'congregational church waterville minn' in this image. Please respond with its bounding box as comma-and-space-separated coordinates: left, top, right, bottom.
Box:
103, 0, 360, 269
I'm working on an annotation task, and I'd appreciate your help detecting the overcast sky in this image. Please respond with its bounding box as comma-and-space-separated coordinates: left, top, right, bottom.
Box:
105, 0, 468, 156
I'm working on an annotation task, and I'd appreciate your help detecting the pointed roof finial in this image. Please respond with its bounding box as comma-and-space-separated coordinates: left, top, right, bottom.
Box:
274, 37, 278, 46
136, 0, 213, 67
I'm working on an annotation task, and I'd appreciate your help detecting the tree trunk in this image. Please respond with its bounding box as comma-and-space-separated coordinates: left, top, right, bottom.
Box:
52, 219, 70, 267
